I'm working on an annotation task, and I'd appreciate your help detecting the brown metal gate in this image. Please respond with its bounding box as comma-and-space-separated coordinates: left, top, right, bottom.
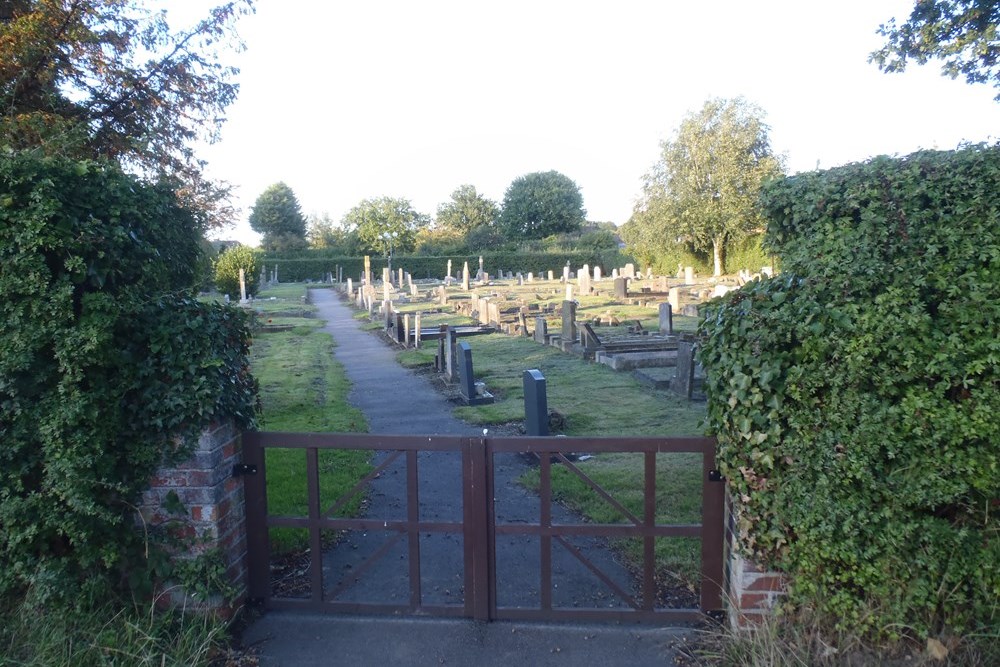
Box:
241, 432, 724, 622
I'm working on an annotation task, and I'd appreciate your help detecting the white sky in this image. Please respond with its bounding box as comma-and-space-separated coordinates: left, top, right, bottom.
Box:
186, 1, 998, 245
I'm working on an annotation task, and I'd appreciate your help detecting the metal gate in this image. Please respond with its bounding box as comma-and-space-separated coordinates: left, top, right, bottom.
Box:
242, 432, 724, 622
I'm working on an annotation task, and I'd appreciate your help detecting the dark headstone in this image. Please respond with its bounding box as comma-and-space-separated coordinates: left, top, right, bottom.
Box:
457, 342, 494, 405
561, 300, 577, 344
659, 302, 673, 335
523, 369, 549, 436
614, 277, 628, 300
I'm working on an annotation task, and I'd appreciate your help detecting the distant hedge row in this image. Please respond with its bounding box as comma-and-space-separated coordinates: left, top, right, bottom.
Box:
700, 145, 1000, 638
259, 250, 629, 282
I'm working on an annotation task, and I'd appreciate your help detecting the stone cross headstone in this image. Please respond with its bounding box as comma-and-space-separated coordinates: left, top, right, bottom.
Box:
534, 316, 548, 344
523, 369, 549, 436
673, 341, 696, 399
561, 300, 577, 344
668, 287, 681, 313
659, 303, 674, 335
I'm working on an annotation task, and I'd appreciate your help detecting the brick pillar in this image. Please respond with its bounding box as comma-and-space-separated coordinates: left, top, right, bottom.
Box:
142, 420, 247, 615
725, 490, 788, 628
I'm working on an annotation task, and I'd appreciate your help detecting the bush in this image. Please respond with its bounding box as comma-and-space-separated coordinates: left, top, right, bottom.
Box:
214, 244, 261, 297
699, 145, 1000, 638
0, 153, 259, 602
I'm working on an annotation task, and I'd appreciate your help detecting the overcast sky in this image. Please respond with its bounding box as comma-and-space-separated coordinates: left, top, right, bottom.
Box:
183, 0, 998, 245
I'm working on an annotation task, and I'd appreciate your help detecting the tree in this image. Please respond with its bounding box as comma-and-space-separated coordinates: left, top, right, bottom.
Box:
248, 182, 307, 251
0, 0, 254, 227
634, 98, 783, 276
213, 244, 260, 297
871, 0, 1000, 100
499, 170, 586, 239
436, 184, 500, 232
342, 196, 429, 256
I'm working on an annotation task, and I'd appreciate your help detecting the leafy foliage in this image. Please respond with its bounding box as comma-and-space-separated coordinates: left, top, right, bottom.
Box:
0, 153, 258, 602
699, 145, 1000, 637
872, 0, 1000, 100
0, 0, 254, 226
499, 170, 586, 239
342, 196, 430, 255
213, 244, 261, 298
631, 97, 783, 276
435, 184, 500, 233
248, 182, 308, 251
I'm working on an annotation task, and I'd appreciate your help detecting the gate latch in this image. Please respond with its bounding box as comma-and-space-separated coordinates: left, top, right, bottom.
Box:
233, 463, 258, 477
708, 469, 725, 482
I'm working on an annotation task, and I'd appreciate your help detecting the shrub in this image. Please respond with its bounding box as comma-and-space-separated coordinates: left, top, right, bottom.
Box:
0, 153, 258, 602
699, 145, 1000, 638
214, 244, 261, 297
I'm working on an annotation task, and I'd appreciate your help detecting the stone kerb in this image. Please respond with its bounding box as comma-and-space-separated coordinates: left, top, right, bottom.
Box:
142, 420, 247, 615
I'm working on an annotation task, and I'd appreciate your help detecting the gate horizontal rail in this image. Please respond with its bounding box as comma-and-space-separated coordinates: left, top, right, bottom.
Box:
241, 431, 723, 622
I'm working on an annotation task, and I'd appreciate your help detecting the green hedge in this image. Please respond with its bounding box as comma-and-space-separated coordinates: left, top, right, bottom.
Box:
699, 145, 1000, 637
0, 154, 258, 602
259, 250, 628, 282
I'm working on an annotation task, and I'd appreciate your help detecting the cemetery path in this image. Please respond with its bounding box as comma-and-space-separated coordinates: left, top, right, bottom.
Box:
239, 288, 693, 667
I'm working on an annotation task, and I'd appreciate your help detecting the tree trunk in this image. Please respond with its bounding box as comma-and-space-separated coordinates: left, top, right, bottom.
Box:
713, 237, 724, 277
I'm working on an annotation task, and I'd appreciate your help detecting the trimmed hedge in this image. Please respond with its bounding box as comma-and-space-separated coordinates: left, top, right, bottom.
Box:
258, 250, 628, 282
0, 154, 259, 602
699, 145, 1000, 637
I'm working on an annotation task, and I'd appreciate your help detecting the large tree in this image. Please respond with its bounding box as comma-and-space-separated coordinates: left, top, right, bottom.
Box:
871, 0, 1000, 100
0, 0, 253, 226
634, 98, 783, 276
499, 170, 586, 239
342, 196, 429, 256
248, 182, 308, 251
436, 184, 500, 232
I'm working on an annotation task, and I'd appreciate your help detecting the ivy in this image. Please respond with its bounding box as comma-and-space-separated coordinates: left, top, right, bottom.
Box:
700, 144, 1000, 638
0, 153, 259, 603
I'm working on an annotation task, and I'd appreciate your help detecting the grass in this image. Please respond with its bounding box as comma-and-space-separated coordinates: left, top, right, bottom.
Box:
249, 283, 371, 554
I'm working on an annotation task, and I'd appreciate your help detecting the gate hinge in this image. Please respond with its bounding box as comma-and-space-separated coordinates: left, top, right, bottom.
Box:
708, 469, 725, 482
233, 463, 258, 477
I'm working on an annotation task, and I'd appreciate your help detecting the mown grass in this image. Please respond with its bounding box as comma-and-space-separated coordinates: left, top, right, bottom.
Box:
250, 284, 371, 554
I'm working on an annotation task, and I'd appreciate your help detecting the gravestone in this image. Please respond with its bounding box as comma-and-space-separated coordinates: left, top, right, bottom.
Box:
580, 323, 601, 354
463, 262, 470, 290
578, 264, 591, 296
482, 272, 490, 284
364, 255, 372, 286
239, 268, 247, 303
413, 313, 421, 349
398, 268, 404, 288
534, 317, 548, 344
565, 284, 573, 301
645, 267, 653, 280
347, 277, 353, 294
668, 287, 681, 313
594, 266, 602, 282
518, 311, 528, 336
517, 273, 524, 286
684, 266, 695, 283
611, 268, 619, 279
561, 300, 577, 344
447, 259, 452, 280
260, 266, 267, 287
527, 272, 534, 282
614, 277, 628, 300
547, 270, 554, 281
659, 303, 674, 335
438, 286, 448, 306
562, 265, 570, 283
382, 268, 392, 301
673, 341, 696, 399
444, 326, 457, 382
404, 314, 411, 348
623, 263, 635, 279
523, 369, 549, 436
479, 256, 484, 278
488, 301, 501, 326
457, 342, 493, 405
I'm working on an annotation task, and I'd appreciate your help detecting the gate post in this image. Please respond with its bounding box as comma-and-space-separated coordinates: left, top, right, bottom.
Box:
463, 437, 492, 620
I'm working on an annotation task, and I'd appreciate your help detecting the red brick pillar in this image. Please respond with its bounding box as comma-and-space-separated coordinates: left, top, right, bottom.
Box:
141, 421, 247, 614
725, 491, 788, 627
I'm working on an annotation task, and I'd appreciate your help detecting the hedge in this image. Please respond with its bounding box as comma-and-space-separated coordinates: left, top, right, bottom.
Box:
699, 145, 1000, 637
258, 250, 628, 283
0, 154, 259, 603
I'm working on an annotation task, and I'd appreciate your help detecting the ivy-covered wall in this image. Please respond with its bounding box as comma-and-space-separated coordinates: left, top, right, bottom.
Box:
0, 154, 259, 603
699, 145, 1000, 637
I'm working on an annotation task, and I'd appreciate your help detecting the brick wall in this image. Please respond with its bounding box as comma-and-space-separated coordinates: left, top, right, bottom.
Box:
141, 421, 247, 615
724, 490, 788, 628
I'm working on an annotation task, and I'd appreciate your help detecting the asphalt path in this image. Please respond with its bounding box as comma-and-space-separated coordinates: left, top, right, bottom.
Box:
240, 287, 691, 665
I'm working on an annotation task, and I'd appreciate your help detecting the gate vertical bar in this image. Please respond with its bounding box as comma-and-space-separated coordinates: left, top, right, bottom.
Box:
539, 452, 552, 611
465, 437, 491, 620
407, 449, 422, 609
242, 432, 270, 602
307, 447, 323, 602
701, 440, 725, 613
642, 450, 657, 610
